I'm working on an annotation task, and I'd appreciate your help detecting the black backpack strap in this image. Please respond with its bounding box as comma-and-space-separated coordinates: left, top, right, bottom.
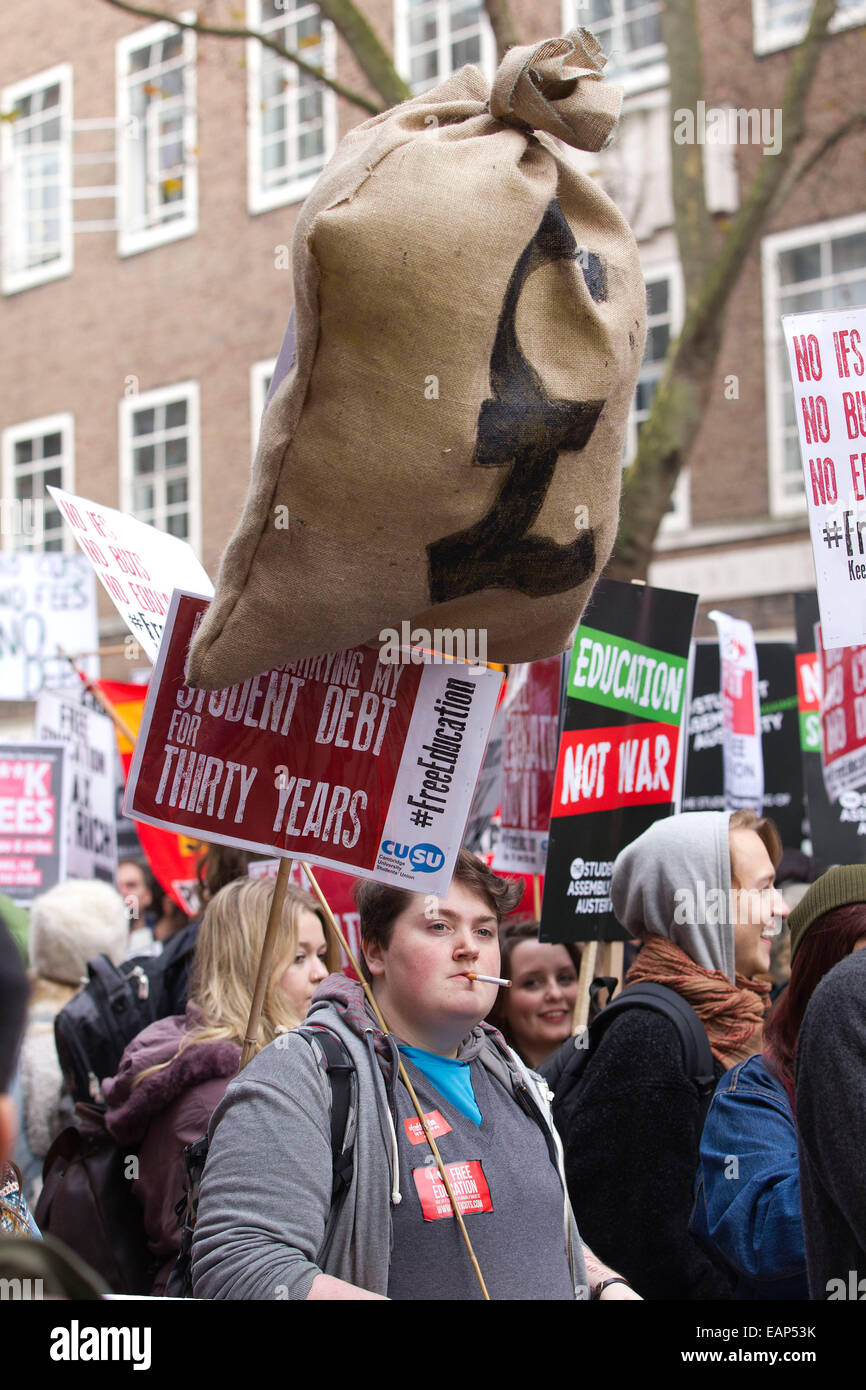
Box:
298, 1027, 355, 1202
592, 982, 717, 1114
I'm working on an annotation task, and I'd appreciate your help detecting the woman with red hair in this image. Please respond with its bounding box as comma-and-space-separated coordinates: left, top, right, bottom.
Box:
691, 866, 866, 1300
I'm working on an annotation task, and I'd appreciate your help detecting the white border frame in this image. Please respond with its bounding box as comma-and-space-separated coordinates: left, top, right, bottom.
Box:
393, 0, 497, 93
561, 0, 668, 95
246, 0, 338, 215
116, 13, 197, 257
1, 411, 75, 552
250, 357, 277, 457
1, 63, 73, 295
118, 380, 202, 557
753, 0, 866, 56
762, 211, 866, 519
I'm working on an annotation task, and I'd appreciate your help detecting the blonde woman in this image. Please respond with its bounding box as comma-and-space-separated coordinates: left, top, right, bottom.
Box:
102, 877, 340, 1294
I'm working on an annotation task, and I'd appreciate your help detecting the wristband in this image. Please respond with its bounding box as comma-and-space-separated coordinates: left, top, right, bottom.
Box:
592, 1276, 632, 1300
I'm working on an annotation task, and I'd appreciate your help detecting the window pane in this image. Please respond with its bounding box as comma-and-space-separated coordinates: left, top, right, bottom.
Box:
263, 140, 287, 173
165, 400, 187, 428
133, 408, 155, 437
133, 444, 155, 475
14, 473, 34, 501
166, 513, 188, 538
410, 50, 439, 83
299, 128, 324, 161
133, 483, 155, 511
777, 243, 820, 286
646, 279, 669, 317
166, 478, 188, 506
14, 439, 33, 465
832, 232, 866, 277
451, 36, 481, 67
645, 323, 670, 362
42, 432, 62, 457
831, 277, 866, 309
43, 467, 62, 490
165, 437, 187, 468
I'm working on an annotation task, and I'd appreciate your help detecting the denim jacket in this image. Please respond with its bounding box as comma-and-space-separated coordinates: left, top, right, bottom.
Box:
690, 1053, 808, 1300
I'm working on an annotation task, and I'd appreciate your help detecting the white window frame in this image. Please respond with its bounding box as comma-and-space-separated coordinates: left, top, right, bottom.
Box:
394, 0, 497, 95
753, 0, 866, 56
562, 0, 668, 95
1, 412, 75, 553
1, 63, 73, 295
119, 381, 202, 556
624, 262, 689, 532
762, 212, 866, 519
250, 358, 277, 457
116, 14, 197, 257
246, 1, 338, 214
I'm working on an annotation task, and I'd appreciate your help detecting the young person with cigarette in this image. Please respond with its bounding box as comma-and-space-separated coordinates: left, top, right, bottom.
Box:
191, 850, 639, 1301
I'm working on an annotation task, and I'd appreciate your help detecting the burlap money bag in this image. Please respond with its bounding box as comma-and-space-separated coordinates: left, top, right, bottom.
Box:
186, 29, 647, 690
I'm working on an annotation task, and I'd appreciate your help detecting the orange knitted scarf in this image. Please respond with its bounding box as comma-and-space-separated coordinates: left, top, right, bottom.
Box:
626, 932, 771, 1070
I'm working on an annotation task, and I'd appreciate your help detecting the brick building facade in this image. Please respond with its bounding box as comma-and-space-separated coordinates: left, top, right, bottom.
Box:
1, 0, 864, 699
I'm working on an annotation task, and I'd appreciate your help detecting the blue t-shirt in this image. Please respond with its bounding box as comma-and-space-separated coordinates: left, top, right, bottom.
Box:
398, 1044, 482, 1125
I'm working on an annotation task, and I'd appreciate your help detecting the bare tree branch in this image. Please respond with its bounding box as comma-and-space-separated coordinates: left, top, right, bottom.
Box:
661, 0, 715, 306
771, 107, 866, 212
612, 0, 842, 579
483, 0, 520, 61
100, 0, 387, 114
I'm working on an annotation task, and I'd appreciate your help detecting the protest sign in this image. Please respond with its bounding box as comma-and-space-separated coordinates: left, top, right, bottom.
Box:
125, 592, 503, 895
462, 704, 505, 853
492, 657, 563, 875
707, 611, 764, 813
782, 305, 866, 649
93, 677, 200, 913
794, 590, 866, 872
248, 858, 362, 966
47, 486, 213, 662
35, 689, 118, 883
816, 623, 866, 802
541, 578, 697, 943
0, 552, 98, 700
0, 742, 67, 904
683, 642, 803, 848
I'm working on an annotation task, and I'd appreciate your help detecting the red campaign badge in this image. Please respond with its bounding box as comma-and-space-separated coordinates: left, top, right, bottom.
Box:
403, 1110, 452, 1146
412, 1160, 493, 1221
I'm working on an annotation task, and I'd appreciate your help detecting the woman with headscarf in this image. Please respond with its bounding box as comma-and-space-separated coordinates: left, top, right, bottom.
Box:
691, 865, 866, 1299
552, 809, 788, 1300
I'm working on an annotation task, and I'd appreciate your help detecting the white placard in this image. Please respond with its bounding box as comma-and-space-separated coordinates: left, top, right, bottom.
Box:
35, 688, 118, 882
47, 486, 213, 662
782, 306, 866, 649
708, 610, 764, 813
0, 552, 98, 700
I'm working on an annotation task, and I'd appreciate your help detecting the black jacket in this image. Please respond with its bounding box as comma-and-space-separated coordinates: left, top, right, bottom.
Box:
558, 1006, 734, 1300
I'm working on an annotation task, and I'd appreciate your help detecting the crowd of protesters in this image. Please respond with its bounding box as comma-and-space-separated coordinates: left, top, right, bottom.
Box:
1, 813, 865, 1301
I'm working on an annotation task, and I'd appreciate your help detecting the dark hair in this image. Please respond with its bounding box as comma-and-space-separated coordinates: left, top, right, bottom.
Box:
487, 920, 581, 1048
118, 855, 159, 903
763, 903, 866, 1104
729, 809, 783, 873
355, 849, 524, 981
195, 843, 269, 907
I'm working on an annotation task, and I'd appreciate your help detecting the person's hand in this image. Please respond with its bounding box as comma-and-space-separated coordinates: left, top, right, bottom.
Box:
598, 1279, 642, 1300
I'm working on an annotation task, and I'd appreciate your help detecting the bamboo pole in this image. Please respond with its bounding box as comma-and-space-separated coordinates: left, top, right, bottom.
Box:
240, 857, 293, 1070
58, 648, 138, 745
302, 862, 490, 1302
573, 939, 597, 1033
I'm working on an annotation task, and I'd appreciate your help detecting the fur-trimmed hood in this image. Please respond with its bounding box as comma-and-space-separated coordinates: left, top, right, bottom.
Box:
103, 1003, 240, 1146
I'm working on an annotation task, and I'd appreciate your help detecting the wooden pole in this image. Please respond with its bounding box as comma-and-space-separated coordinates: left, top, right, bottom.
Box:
608, 941, 624, 999
58, 648, 137, 745
239, 857, 293, 1070
302, 862, 490, 1301
532, 873, 542, 920
573, 939, 597, 1033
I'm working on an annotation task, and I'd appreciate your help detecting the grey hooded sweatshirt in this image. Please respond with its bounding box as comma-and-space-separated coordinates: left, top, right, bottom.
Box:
191, 974, 588, 1300
611, 810, 737, 983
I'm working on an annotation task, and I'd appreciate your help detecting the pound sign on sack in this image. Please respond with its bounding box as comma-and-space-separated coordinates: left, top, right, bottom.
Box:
428, 199, 607, 602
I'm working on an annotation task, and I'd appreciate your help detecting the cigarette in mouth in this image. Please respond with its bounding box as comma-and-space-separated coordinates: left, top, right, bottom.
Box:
465, 972, 511, 987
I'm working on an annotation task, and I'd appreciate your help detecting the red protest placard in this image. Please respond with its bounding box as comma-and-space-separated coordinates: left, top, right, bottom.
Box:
817, 623, 866, 801
492, 657, 562, 875
0, 742, 67, 905
125, 592, 502, 895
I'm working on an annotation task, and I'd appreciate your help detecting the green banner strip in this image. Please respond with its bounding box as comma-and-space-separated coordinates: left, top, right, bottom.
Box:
568, 624, 688, 727
799, 710, 821, 753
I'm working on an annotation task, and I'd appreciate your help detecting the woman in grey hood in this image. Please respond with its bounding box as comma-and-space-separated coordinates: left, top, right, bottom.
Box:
554, 808, 788, 1300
